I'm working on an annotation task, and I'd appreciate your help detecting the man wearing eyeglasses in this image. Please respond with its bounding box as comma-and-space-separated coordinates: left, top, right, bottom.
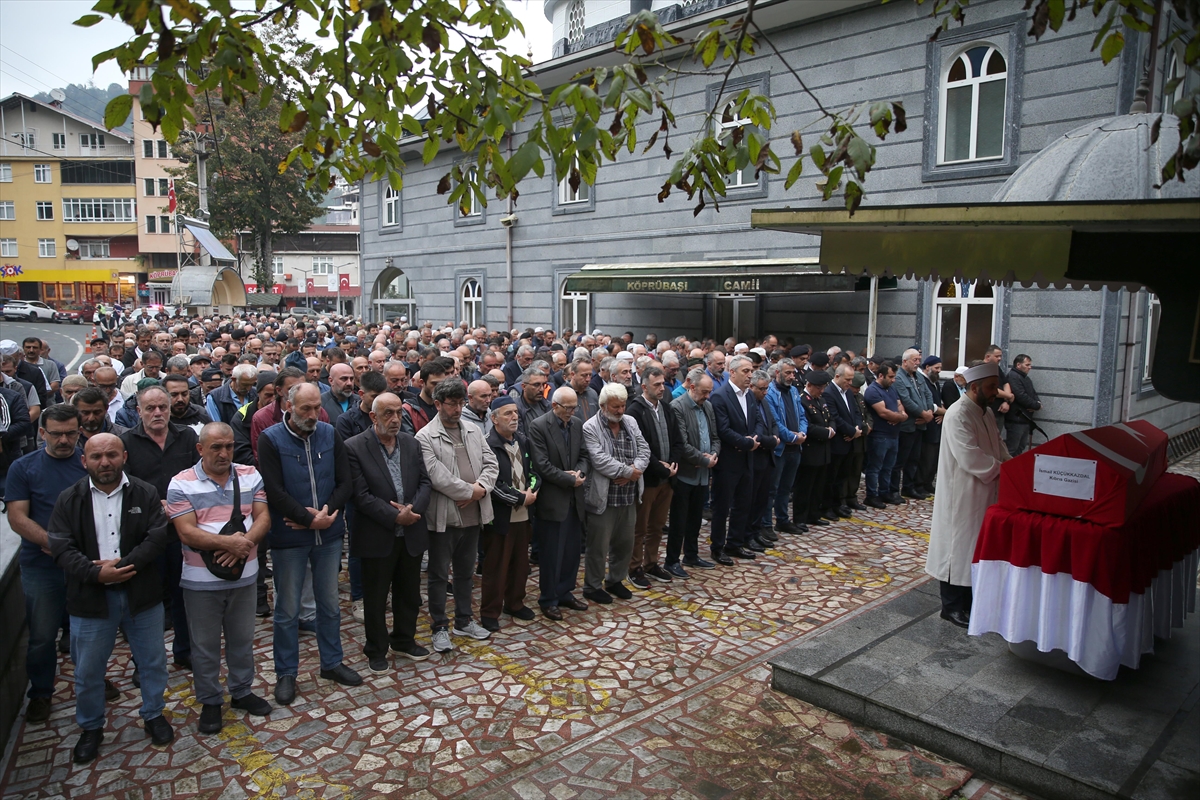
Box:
92, 366, 124, 424
4, 404, 88, 724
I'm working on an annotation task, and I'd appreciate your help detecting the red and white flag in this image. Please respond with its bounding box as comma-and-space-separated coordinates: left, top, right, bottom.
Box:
167, 181, 177, 213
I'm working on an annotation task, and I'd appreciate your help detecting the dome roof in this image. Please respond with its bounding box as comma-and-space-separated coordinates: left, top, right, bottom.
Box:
992, 113, 1198, 203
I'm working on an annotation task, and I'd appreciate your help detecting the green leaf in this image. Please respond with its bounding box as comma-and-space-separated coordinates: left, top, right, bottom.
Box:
1100, 31, 1124, 65
423, 136, 439, 164
784, 158, 803, 190
844, 181, 863, 215
104, 94, 134, 130
74, 14, 104, 27
507, 140, 542, 182
847, 136, 873, 180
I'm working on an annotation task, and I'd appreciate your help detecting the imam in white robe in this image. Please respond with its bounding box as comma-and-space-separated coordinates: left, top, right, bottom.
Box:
925, 395, 1011, 586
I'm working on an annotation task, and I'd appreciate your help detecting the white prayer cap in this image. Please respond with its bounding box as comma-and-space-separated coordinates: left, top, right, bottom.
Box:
465, 339, 477, 346
750, 347, 767, 357
615, 351, 634, 361
954, 366, 969, 376
734, 342, 749, 353
963, 362, 1000, 384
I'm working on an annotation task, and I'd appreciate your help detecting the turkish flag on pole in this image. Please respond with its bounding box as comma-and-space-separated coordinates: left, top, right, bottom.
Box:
339, 273, 351, 290
304, 277, 314, 293
168, 181, 177, 213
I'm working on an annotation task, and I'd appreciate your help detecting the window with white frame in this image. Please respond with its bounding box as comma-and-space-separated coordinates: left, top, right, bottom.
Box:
1142, 291, 1161, 383
311, 256, 334, 275
160, 215, 172, 233
143, 177, 169, 195
459, 167, 481, 217
15, 130, 36, 148
79, 239, 110, 259
80, 133, 105, 150
157, 140, 169, 158
717, 100, 755, 188
143, 139, 154, 158
560, 279, 589, 333
272, 255, 285, 275
1163, 45, 1186, 112
940, 44, 1007, 164
0, 163, 10, 181
146, 215, 157, 233
38, 238, 56, 257
383, 185, 401, 227
0, 239, 16, 257
567, 1, 585, 44
931, 279, 995, 372
62, 198, 135, 222
36, 202, 53, 220
0, 201, 13, 220
558, 155, 590, 204
144, 178, 156, 195
461, 278, 482, 328
52, 132, 66, 150
34, 164, 51, 183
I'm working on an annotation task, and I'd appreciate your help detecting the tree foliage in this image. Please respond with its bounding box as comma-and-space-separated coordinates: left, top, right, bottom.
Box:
83, 0, 1199, 218
168, 74, 325, 292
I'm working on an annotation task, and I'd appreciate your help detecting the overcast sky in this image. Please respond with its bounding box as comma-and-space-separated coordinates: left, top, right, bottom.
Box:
0, 0, 553, 109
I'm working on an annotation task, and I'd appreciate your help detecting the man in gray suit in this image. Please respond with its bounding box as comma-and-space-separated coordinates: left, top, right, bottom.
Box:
527, 386, 590, 621
345, 393, 433, 671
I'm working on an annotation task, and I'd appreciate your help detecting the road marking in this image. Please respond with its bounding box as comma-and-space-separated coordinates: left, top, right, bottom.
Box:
454, 639, 614, 719
764, 548, 894, 588
640, 588, 781, 637
847, 516, 930, 542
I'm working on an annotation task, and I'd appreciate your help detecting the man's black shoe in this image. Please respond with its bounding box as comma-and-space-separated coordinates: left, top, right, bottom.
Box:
940, 610, 970, 629
709, 550, 735, 566
682, 556, 716, 569
26, 696, 51, 723
759, 529, 779, 543
173, 655, 192, 671
725, 546, 756, 560
144, 715, 174, 746
395, 644, 431, 662
73, 729, 103, 764
505, 606, 536, 621
369, 656, 390, 674
561, 596, 589, 611
864, 496, 888, 510
777, 522, 802, 534
605, 582, 633, 600
104, 679, 120, 702
794, 523, 809, 533
902, 491, 930, 501
837, 506, 854, 517
256, 602, 272, 618
198, 703, 224, 734
809, 518, 831, 527
884, 494, 905, 505
744, 539, 766, 553
480, 617, 501, 633
132, 671, 141, 689
542, 606, 564, 621
57, 632, 70, 655
274, 675, 296, 706
582, 588, 613, 605
849, 501, 868, 511
231, 694, 272, 716
320, 664, 363, 686
821, 511, 841, 522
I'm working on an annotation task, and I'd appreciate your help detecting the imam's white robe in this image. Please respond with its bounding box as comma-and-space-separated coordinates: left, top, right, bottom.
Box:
925, 397, 1011, 586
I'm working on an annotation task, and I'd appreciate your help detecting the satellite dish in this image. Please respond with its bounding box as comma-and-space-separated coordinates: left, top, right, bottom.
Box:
50, 88, 66, 103
66, 239, 79, 251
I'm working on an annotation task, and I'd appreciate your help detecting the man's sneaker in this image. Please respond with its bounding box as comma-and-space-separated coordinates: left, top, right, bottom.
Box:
628, 568, 651, 589
25, 696, 51, 723
480, 617, 501, 633
350, 600, 364, 622
665, 562, 689, 579
369, 657, 390, 674
431, 630, 453, 653
198, 703, 224, 735
683, 556, 717, 570
452, 620, 492, 641
395, 644, 431, 662
645, 564, 673, 582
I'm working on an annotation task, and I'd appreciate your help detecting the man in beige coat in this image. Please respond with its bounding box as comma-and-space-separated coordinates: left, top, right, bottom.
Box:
416, 379, 499, 653
925, 362, 1011, 629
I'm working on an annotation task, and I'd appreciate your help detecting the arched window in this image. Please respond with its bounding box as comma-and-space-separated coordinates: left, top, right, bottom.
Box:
373, 267, 417, 324
560, 278, 589, 332
459, 166, 481, 217
717, 100, 754, 187
940, 44, 1007, 164
1163, 46, 1186, 113
567, 1, 585, 45
383, 186, 400, 227
461, 278, 482, 328
1142, 291, 1161, 383
932, 279, 995, 372
559, 154, 590, 204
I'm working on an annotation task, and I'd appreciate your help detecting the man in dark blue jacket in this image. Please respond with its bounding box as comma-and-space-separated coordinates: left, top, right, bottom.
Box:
708, 355, 761, 563
823, 364, 865, 518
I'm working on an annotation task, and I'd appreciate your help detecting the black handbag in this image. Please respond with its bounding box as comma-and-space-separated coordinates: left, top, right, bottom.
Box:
200, 472, 247, 580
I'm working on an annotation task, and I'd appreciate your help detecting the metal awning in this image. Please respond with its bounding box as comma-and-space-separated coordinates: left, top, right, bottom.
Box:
563, 258, 856, 294
750, 199, 1199, 289
184, 224, 236, 263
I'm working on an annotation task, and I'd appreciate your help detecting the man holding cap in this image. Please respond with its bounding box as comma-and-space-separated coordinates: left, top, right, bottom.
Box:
925, 362, 1011, 628
793, 370, 836, 528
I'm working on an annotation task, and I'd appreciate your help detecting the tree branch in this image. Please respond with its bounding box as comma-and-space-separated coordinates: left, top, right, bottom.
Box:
749, 19, 831, 118
707, 0, 758, 123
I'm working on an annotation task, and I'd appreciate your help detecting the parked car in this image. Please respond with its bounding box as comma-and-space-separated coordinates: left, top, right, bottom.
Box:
53, 305, 86, 324
2, 300, 56, 321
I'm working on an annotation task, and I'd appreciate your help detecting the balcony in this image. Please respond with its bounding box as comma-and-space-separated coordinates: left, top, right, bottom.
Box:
0, 139, 135, 158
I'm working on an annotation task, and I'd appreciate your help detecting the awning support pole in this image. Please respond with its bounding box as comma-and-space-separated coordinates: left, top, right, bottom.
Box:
866, 274, 879, 356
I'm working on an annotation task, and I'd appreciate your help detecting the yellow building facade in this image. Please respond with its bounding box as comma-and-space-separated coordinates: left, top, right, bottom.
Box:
0, 93, 138, 307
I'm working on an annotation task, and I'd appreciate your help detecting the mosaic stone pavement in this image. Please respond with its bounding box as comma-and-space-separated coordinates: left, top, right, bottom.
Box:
4, 452, 1198, 800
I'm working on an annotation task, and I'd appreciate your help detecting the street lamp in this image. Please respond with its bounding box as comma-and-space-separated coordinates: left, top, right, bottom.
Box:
287, 261, 356, 317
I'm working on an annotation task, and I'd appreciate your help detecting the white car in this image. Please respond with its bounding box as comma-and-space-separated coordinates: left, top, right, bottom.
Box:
2, 300, 57, 321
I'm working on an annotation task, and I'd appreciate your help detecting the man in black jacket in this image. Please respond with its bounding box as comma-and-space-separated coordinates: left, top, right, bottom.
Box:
48, 433, 172, 764
345, 392, 432, 672
337, 369, 385, 441
121, 385, 200, 670
747, 370, 781, 548
822, 364, 863, 519
1005, 354, 1041, 455
480, 398, 537, 631
625, 366, 678, 587
794, 370, 836, 528
163, 373, 211, 434
527, 386, 590, 620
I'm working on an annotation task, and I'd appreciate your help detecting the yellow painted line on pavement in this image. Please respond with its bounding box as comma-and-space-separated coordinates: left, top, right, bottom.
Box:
764, 549, 893, 589
164, 681, 350, 799
847, 515, 930, 542
640, 589, 781, 638
455, 639, 614, 720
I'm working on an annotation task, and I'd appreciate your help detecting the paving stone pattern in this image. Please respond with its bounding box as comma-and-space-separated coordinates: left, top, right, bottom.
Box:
4, 453, 1196, 799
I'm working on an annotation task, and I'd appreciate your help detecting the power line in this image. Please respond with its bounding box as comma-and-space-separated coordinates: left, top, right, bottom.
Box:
0, 44, 121, 122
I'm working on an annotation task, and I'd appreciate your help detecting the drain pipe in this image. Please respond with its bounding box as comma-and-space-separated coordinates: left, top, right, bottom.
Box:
866, 274, 880, 356
1120, 287, 1139, 423
505, 134, 514, 331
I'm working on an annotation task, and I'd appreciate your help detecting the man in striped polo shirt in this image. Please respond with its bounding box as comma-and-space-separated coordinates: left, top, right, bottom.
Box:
167, 422, 273, 734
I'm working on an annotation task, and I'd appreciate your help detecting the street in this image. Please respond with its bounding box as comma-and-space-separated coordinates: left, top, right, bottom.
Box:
0, 318, 92, 375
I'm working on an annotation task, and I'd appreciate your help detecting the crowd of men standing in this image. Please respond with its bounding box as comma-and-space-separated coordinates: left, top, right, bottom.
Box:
0, 312, 1041, 766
